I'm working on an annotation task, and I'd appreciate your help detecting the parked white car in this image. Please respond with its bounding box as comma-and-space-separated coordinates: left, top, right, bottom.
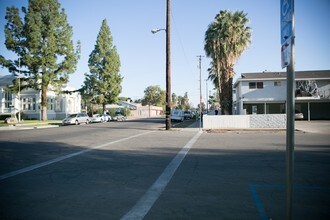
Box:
171, 109, 184, 122
295, 110, 304, 120
91, 114, 105, 123
102, 114, 112, 122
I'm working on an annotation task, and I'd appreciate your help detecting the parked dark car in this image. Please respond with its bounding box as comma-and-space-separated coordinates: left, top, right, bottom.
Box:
184, 110, 193, 119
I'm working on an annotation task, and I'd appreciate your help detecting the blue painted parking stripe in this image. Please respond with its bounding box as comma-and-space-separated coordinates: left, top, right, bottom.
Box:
249, 184, 268, 220
249, 184, 330, 220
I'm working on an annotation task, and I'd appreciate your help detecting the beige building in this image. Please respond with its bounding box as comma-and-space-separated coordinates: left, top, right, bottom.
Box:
118, 100, 163, 117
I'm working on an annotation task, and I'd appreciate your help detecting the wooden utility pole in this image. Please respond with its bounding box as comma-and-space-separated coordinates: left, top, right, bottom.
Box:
165, 0, 171, 130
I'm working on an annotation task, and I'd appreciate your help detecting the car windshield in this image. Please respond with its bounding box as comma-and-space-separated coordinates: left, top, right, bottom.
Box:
68, 114, 77, 118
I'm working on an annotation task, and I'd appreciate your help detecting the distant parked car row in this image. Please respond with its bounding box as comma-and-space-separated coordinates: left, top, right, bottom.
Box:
171, 109, 196, 122
62, 113, 126, 125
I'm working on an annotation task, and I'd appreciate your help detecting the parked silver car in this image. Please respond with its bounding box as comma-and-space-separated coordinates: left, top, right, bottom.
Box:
62, 113, 90, 125
112, 113, 126, 121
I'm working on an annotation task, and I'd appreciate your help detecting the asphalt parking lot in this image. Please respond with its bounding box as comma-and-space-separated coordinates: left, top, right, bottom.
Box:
0, 119, 329, 219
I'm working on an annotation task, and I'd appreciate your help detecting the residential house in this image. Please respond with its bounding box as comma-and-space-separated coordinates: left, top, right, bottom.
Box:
233, 70, 330, 120
0, 74, 81, 120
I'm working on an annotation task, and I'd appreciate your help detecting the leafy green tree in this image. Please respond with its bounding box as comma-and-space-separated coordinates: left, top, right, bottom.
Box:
83, 19, 122, 112
142, 85, 165, 107
204, 10, 251, 114
1, 0, 80, 120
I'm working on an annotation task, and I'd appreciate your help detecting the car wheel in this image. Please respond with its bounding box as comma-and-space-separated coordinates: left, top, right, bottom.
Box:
75, 120, 79, 125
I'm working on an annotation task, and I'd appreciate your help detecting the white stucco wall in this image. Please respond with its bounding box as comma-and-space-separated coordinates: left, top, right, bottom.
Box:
203, 114, 286, 129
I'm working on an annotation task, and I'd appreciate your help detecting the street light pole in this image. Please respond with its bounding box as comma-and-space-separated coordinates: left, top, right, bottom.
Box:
151, 0, 171, 130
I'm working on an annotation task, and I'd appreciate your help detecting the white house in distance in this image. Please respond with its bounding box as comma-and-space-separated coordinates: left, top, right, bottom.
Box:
233, 70, 330, 120
0, 74, 81, 120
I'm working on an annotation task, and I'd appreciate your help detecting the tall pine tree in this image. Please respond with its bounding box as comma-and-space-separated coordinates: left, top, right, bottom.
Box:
1, 0, 80, 120
83, 19, 122, 112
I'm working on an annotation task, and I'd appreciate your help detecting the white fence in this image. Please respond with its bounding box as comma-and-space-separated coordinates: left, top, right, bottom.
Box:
203, 114, 286, 129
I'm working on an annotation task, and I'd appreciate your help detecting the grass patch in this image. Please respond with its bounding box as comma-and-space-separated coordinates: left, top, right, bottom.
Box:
0, 120, 62, 127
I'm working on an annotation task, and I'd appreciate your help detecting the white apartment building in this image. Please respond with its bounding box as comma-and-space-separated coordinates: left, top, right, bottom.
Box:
233, 70, 330, 120
0, 74, 81, 120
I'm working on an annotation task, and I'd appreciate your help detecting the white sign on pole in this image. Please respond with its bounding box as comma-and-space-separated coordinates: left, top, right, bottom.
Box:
281, 0, 293, 68
281, 37, 291, 68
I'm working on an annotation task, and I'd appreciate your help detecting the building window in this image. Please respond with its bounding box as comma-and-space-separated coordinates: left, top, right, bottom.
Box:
47, 98, 54, 110
4, 92, 13, 108
22, 97, 36, 110
274, 81, 281, 86
249, 82, 263, 89
257, 82, 263, 89
249, 82, 256, 89
55, 98, 62, 112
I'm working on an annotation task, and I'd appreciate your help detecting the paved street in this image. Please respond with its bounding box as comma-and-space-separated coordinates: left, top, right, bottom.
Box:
0, 118, 329, 219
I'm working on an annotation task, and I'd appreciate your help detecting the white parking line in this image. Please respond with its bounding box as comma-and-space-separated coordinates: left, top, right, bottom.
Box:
0, 131, 154, 181
121, 131, 202, 220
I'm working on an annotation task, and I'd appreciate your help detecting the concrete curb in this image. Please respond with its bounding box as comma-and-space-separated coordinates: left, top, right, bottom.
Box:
0, 125, 60, 131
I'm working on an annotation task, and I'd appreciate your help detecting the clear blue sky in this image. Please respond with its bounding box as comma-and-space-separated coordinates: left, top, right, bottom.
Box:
1, 0, 329, 106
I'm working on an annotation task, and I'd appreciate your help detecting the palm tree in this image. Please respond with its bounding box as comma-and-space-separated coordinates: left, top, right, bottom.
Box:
204, 10, 251, 114
207, 60, 219, 91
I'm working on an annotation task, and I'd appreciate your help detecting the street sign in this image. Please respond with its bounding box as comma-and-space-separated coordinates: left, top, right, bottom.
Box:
281, 37, 291, 68
281, 0, 293, 44
281, 1, 295, 219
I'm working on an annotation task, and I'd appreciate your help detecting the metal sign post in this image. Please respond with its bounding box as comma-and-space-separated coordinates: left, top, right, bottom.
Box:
281, 0, 295, 219
197, 55, 204, 131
